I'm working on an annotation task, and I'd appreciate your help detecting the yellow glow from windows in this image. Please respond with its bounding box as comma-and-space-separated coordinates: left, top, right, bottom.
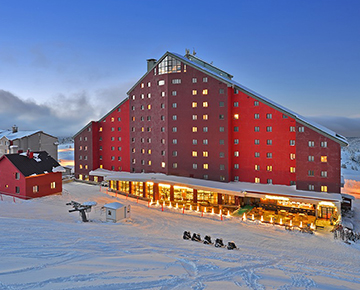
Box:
203, 114, 208, 120
161, 162, 166, 168
192, 127, 197, 132
319, 201, 335, 207
159, 183, 171, 188
148, 149, 151, 154
100, 165, 103, 169
192, 102, 197, 108
203, 151, 208, 157
147, 104, 151, 109
111, 117, 114, 122
255, 177, 260, 183
99, 127, 103, 132
141, 127, 145, 132
192, 151, 197, 157
267, 165, 272, 171
255, 165, 260, 170
146, 181, 154, 185
290, 167, 296, 173
148, 160, 152, 165
321, 156, 327, 162
203, 102, 208, 107
234, 114, 239, 119
321, 186, 328, 192
192, 90, 197, 95
265, 195, 289, 201
79, 165, 83, 169
202, 89, 208, 95
203, 163, 209, 169
290, 153, 296, 160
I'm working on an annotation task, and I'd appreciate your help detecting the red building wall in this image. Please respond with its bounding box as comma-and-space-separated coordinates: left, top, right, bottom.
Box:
296, 123, 341, 193
25, 172, 62, 198
230, 90, 297, 185
0, 157, 26, 198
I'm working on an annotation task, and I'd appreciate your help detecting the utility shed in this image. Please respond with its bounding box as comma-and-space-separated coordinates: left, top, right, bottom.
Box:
104, 202, 130, 222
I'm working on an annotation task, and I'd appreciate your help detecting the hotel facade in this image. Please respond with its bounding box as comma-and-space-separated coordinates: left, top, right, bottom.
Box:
74, 51, 348, 222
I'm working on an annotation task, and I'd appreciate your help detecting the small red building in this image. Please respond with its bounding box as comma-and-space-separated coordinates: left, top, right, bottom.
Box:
0, 151, 63, 199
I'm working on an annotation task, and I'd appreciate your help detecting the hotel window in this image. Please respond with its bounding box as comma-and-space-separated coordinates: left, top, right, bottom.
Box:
99, 127, 103, 132
118, 127, 121, 132
254, 101, 259, 106
267, 179, 273, 184
290, 126, 296, 132
172, 151, 178, 156
141, 105, 145, 110
161, 150, 166, 155
51, 182, 56, 189
118, 157, 121, 161
118, 137, 121, 141
219, 152, 225, 158
173, 163, 178, 168
290, 167, 296, 173
283, 114, 288, 119
255, 152, 260, 157
234, 88, 239, 94
234, 176, 239, 181
192, 77, 197, 83
203, 151, 208, 157
79, 156, 82, 160
234, 114, 239, 119
111, 117, 114, 122
147, 104, 151, 110
234, 151, 239, 157
99, 155, 102, 160
79, 164, 83, 169
254, 139, 260, 145
203, 127, 208, 132
267, 139, 272, 145
234, 126, 239, 132
321, 171, 328, 177
255, 177, 260, 183
15, 172, 20, 180
131, 148, 135, 153
172, 91, 177, 96
161, 139, 166, 144
203, 164, 209, 169
192, 90, 197, 95
290, 140, 295, 146
172, 127, 177, 132
219, 114, 224, 120
193, 163, 198, 169
147, 82, 151, 87
118, 147, 122, 151
158, 56, 181, 74
219, 139, 225, 145
308, 170, 314, 176
158, 80, 165, 86
202, 89, 208, 95
16, 186, 20, 194
234, 164, 239, 169
131, 95, 135, 100
254, 126, 260, 132
203, 114, 208, 120
203, 139, 208, 145
161, 91, 165, 97
161, 115, 165, 120
266, 126, 272, 132
219, 101, 224, 107
192, 151, 198, 157
141, 160, 145, 165
266, 113, 272, 119
267, 165, 272, 172
308, 141, 314, 147
192, 114, 197, 120
172, 103, 177, 108
267, 153, 272, 158
148, 160, 152, 165
255, 165, 260, 171
298, 126, 304, 132
290, 153, 296, 160
100, 146, 103, 150
141, 149, 145, 154
255, 113, 260, 119
321, 141, 327, 148
111, 156, 115, 161
172, 79, 181, 84
192, 127, 197, 132
220, 164, 225, 170
234, 102, 239, 107
140, 116, 144, 121
321, 156, 328, 162
219, 88, 224, 94
192, 139, 197, 145
308, 155, 314, 162
203, 77, 208, 82
33, 185, 38, 193
131, 106, 135, 111
147, 138, 152, 143
308, 184, 315, 191
148, 149, 151, 154
192, 102, 197, 108
203, 102, 208, 107
173, 115, 177, 120
234, 139, 239, 144
141, 127, 145, 132
321, 185, 327, 192
141, 94, 145, 99
161, 162, 166, 168
173, 139, 177, 144
220, 127, 225, 132
141, 83, 144, 88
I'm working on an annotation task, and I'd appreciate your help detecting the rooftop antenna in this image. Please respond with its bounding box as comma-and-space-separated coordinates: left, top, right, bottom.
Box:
192, 48, 196, 56
185, 48, 190, 56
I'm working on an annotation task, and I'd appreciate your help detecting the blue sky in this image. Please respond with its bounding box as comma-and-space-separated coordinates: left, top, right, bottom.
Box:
0, 0, 359, 137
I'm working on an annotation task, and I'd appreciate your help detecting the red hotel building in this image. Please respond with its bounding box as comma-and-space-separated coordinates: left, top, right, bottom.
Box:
74, 51, 347, 197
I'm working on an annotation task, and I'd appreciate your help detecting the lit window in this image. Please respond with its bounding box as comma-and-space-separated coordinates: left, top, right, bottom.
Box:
192, 90, 197, 95
79, 165, 83, 169
99, 127, 103, 132
203, 164, 209, 169
148, 160, 152, 165
192, 114, 197, 120
192, 127, 197, 132
234, 114, 239, 119
203, 102, 208, 107
202, 89, 208, 95
131, 95, 135, 100
141, 83, 144, 88
161, 91, 165, 97
173, 163, 178, 168
255, 165, 260, 171
321, 156, 327, 162
192, 102, 197, 108
161, 139, 166, 144
255, 177, 260, 183
161, 162, 166, 168
290, 167, 296, 173
147, 104, 151, 110
147, 82, 151, 87
266, 113, 272, 119
321, 141, 327, 148
192, 151, 197, 157
267, 166, 272, 171
158, 80, 165, 86
234, 151, 239, 157
321, 185, 327, 192
254, 113, 260, 119
203, 114, 208, 120
148, 149, 151, 154
141, 94, 144, 99
33, 186, 38, 193
111, 117, 114, 122
290, 153, 296, 160
203, 151, 208, 157
308, 155, 314, 162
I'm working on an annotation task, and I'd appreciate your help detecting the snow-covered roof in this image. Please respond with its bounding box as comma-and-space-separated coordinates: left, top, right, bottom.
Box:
0, 130, 41, 140
90, 169, 342, 204
104, 202, 124, 210
127, 51, 348, 146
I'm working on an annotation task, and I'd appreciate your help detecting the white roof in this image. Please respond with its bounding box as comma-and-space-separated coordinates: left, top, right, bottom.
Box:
90, 169, 342, 204
104, 202, 125, 210
0, 130, 41, 140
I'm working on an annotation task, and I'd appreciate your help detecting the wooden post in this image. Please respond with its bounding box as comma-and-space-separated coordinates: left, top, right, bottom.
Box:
193, 189, 197, 204
170, 185, 174, 202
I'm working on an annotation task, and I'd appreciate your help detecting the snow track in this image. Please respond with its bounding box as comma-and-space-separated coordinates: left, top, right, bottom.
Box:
0, 182, 360, 289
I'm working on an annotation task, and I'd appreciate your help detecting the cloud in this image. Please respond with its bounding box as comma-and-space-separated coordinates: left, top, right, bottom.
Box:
307, 116, 360, 137
0, 89, 102, 137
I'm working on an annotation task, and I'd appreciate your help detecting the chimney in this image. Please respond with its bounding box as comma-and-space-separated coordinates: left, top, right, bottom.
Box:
147, 59, 157, 72
10, 145, 18, 154
12, 125, 18, 133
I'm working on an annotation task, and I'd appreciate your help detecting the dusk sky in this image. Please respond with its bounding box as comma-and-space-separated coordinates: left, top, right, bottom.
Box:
1, 0, 359, 137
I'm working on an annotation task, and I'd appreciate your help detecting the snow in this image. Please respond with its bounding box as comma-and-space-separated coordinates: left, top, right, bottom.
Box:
1, 182, 360, 289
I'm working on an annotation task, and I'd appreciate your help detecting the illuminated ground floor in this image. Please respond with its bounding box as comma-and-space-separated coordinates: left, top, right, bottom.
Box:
90, 169, 343, 229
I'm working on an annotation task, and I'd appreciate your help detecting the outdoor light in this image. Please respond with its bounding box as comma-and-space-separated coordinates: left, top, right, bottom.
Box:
290, 220, 293, 227
227, 211, 231, 217
252, 214, 255, 221
243, 213, 247, 221
261, 215, 264, 222
176, 203, 179, 209
190, 204, 192, 211
211, 208, 214, 215
310, 223, 316, 230
219, 209, 222, 216
270, 217, 274, 224
163, 201, 165, 207
196, 205, 199, 212
156, 200, 160, 206
280, 218, 283, 225
204, 207, 207, 213
300, 221, 303, 228
168, 202, 172, 208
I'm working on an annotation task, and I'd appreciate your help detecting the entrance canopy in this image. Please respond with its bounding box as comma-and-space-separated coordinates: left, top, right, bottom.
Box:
90, 169, 342, 207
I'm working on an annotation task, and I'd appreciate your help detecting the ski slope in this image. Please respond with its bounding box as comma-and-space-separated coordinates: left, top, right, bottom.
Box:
0, 182, 360, 289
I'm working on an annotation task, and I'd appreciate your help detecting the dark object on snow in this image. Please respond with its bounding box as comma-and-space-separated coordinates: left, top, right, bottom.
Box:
66, 201, 95, 222
183, 231, 191, 240
191, 233, 201, 242
227, 241, 237, 250
215, 238, 225, 248
203, 235, 212, 244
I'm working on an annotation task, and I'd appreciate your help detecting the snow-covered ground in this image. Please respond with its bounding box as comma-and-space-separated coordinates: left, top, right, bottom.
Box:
1, 182, 360, 290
